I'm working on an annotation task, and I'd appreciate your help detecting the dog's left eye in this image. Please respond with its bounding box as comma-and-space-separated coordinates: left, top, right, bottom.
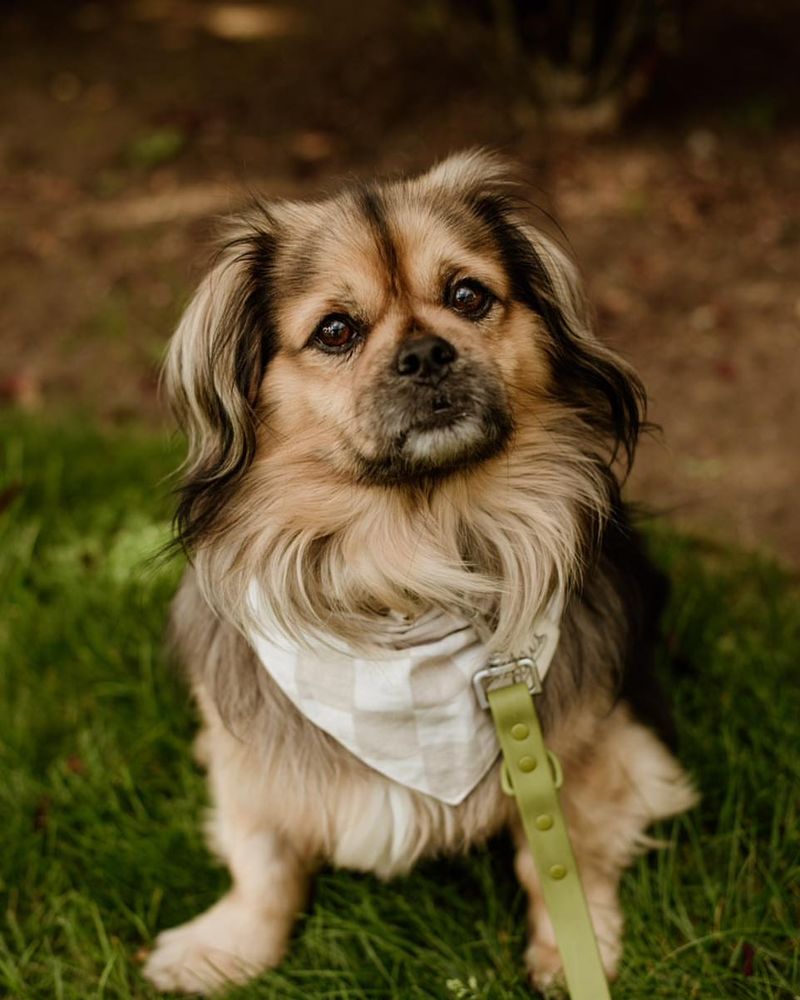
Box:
447, 278, 494, 319
312, 314, 360, 353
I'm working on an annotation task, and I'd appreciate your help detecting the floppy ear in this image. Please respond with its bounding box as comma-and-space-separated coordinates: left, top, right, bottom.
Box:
479, 194, 645, 472
165, 211, 278, 551
429, 150, 645, 472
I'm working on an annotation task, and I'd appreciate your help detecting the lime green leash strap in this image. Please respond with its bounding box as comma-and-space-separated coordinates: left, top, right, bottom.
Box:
487, 682, 611, 1000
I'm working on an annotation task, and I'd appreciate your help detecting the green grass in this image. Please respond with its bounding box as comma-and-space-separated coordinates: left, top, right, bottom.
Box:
1, 414, 798, 1000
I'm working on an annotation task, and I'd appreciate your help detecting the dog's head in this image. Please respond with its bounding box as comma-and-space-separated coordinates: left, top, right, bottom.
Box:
167, 152, 646, 654
169, 151, 643, 556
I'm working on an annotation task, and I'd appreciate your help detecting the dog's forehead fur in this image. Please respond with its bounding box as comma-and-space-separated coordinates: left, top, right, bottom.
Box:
270, 162, 512, 349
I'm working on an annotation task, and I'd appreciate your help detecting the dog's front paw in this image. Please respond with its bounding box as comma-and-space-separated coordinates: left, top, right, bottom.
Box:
524, 931, 621, 997
524, 939, 568, 997
142, 893, 286, 994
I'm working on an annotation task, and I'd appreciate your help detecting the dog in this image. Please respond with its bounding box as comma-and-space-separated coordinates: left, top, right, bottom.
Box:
143, 151, 697, 994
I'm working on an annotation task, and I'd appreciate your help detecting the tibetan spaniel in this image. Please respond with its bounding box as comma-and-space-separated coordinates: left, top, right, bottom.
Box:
143, 151, 696, 994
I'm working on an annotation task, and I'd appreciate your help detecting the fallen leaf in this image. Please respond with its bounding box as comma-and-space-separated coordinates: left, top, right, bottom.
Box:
0, 373, 42, 410
742, 941, 755, 976
0, 483, 22, 514
134, 945, 152, 964
713, 359, 737, 381
34, 796, 51, 831
66, 755, 85, 775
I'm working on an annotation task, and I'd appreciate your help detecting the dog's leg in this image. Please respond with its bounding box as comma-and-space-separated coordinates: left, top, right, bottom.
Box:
514, 836, 623, 994
513, 704, 697, 993
143, 723, 310, 994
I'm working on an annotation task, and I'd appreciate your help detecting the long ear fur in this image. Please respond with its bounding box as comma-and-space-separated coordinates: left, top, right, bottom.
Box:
479, 195, 645, 472
166, 212, 278, 551
428, 150, 646, 473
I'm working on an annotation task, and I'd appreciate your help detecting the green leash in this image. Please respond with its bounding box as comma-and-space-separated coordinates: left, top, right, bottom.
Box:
474, 659, 611, 999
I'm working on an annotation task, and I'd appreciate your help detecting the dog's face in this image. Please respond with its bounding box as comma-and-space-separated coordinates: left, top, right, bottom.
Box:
262, 184, 544, 485
169, 151, 643, 551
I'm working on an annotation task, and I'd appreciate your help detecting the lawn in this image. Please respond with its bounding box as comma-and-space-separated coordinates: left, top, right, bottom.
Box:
1, 414, 798, 1000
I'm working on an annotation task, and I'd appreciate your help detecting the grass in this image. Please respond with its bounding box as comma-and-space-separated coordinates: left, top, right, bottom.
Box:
0, 413, 798, 1000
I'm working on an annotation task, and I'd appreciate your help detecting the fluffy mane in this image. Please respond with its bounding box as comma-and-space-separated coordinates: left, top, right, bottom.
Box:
166, 151, 644, 655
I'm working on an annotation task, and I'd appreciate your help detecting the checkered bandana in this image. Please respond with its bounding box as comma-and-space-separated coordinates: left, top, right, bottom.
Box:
246, 586, 560, 805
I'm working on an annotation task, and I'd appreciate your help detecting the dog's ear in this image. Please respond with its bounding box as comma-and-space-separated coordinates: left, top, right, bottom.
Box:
484, 200, 645, 473
427, 151, 646, 472
165, 210, 279, 552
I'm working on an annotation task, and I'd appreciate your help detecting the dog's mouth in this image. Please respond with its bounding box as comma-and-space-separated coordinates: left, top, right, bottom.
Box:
352, 379, 513, 486
408, 394, 466, 431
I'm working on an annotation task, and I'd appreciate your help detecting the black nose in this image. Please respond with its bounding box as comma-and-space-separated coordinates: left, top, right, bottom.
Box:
395, 335, 457, 381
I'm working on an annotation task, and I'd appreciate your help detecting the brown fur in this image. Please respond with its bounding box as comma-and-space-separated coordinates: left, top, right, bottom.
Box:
143, 152, 697, 994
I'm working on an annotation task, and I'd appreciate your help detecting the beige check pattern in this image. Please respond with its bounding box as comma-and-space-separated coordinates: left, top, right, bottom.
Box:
246, 601, 502, 805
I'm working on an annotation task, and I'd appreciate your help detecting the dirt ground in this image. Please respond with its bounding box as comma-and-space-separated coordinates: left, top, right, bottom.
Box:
1, 0, 799, 563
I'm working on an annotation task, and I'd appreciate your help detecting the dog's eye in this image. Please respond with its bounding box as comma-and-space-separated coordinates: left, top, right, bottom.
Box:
312, 314, 360, 353
447, 278, 493, 319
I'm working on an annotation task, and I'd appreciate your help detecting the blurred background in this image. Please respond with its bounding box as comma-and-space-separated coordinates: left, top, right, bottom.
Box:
1, 0, 798, 563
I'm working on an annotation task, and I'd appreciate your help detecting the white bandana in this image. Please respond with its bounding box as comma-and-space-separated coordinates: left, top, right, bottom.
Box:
245, 587, 561, 805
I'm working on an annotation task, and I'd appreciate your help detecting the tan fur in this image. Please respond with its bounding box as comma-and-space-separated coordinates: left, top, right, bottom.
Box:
195, 414, 609, 658
144, 152, 697, 994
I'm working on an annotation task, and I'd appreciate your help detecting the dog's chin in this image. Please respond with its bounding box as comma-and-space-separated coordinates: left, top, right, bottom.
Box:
351, 407, 513, 486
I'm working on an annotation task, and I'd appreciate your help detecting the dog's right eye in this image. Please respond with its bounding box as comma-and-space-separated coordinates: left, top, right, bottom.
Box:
311, 314, 360, 353
446, 278, 495, 320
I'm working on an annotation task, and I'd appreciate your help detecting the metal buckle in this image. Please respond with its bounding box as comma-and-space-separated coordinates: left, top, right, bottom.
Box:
472, 655, 542, 709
